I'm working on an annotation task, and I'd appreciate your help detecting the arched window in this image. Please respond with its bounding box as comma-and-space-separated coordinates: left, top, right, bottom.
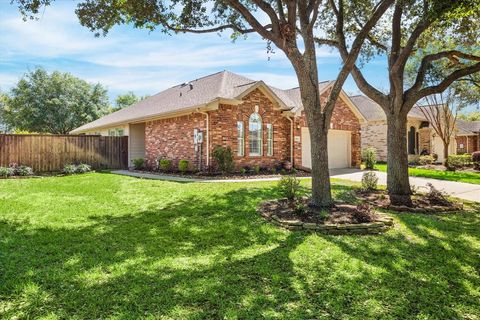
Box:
249, 113, 262, 156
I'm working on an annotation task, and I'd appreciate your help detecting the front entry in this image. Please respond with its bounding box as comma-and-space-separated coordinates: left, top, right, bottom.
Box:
301, 128, 351, 169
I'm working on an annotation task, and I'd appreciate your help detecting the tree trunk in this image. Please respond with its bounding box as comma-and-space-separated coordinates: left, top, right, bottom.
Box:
443, 140, 449, 166
386, 112, 413, 206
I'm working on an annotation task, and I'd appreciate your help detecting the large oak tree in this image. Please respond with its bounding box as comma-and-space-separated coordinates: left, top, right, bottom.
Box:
319, 0, 480, 205
15, 0, 393, 207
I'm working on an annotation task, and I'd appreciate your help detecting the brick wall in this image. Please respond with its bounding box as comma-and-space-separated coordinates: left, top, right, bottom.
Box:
361, 122, 388, 161
456, 135, 479, 154
210, 89, 291, 169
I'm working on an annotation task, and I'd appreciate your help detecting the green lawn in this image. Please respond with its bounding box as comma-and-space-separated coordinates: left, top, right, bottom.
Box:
0, 173, 479, 319
376, 163, 480, 185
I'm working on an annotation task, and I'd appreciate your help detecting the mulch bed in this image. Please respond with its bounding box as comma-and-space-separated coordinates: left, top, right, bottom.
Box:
130, 169, 311, 180
355, 190, 464, 213
258, 197, 394, 235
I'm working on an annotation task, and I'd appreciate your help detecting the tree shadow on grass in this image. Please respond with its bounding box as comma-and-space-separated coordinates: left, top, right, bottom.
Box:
0, 181, 479, 319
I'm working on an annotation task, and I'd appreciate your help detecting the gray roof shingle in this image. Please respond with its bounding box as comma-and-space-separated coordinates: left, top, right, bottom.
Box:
456, 119, 480, 135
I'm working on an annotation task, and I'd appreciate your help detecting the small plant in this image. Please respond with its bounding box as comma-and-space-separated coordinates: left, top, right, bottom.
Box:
158, 159, 173, 172
278, 176, 301, 201
132, 158, 145, 170
290, 168, 297, 175
212, 146, 234, 173
75, 163, 92, 174
270, 167, 277, 174
63, 164, 77, 175
361, 171, 378, 191
0, 166, 15, 177
254, 165, 261, 174
280, 168, 287, 175
425, 183, 451, 206
361, 147, 377, 170
16, 165, 33, 176
353, 204, 374, 223
293, 201, 306, 215
419, 155, 435, 165
239, 167, 247, 175
178, 159, 189, 173
473, 151, 480, 170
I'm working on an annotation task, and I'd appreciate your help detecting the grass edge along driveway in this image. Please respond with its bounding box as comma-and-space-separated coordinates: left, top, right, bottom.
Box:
0, 173, 479, 319
375, 163, 480, 185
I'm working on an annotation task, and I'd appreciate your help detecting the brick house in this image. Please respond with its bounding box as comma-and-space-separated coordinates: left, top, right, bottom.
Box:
352, 95, 478, 163
456, 119, 480, 154
71, 71, 366, 171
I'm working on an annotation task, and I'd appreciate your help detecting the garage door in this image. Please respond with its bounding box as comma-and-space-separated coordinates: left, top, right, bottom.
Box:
301, 128, 351, 169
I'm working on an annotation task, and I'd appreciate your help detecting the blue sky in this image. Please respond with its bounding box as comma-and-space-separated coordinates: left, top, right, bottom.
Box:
0, 2, 389, 104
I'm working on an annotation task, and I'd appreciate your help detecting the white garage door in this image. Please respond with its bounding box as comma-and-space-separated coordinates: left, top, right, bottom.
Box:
301, 128, 351, 169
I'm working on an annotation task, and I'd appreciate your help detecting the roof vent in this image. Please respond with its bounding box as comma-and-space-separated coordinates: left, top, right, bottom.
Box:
180, 92, 182, 97
189, 83, 193, 90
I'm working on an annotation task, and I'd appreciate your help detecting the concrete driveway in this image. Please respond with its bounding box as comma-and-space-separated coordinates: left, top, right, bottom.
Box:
330, 168, 480, 202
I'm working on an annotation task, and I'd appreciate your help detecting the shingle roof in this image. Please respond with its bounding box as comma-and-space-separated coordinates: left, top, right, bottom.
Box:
456, 119, 480, 135
349, 95, 428, 122
71, 71, 332, 133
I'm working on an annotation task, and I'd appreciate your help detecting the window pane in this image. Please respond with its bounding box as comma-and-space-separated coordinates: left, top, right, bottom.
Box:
237, 121, 244, 156
266, 124, 273, 156
249, 113, 262, 156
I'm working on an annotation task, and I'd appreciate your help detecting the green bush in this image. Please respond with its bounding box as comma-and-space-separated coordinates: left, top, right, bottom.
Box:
278, 176, 301, 201
16, 165, 33, 176
254, 165, 260, 174
75, 163, 92, 174
159, 159, 173, 172
361, 147, 377, 170
132, 158, 145, 170
408, 154, 421, 165
178, 160, 189, 173
212, 146, 234, 173
473, 151, 480, 169
63, 164, 77, 175
0, 167, 15, 177
419, 155, 435, 165
361, 171, 378, 191
446, 154, 472, 170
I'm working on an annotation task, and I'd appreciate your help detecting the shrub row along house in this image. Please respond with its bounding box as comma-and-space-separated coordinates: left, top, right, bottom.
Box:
72, 70, 480, 170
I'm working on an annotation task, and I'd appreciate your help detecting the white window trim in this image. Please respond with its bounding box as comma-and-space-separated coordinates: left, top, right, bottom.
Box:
237, 121, 244, 156
266, 123, 273, 156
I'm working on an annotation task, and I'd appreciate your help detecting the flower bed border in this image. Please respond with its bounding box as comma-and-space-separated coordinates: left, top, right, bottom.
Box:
257, 200, 394, 235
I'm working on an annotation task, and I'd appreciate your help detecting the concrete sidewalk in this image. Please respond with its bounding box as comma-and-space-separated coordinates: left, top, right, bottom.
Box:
331, 169, 480, 202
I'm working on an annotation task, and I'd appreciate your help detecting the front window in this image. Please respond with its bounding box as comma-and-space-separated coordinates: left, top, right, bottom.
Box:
266, 124, 273, 156
108, 129, 116, 136
116, 128, 124, 136
237, 121, 244, 156
249, 113, 262, 156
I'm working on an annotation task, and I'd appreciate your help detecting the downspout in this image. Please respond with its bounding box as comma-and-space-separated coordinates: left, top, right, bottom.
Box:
197, 110, 210, 168
286, 116, 294, 166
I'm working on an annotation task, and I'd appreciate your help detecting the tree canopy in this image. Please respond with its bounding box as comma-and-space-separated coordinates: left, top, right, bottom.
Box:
1, 68, 110, 134
115, 91, 148, 110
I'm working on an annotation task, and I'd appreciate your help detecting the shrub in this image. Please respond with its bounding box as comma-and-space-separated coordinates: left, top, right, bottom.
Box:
278, 176, 301, 201
419, 155, 435, 165
63, 164, 77, 175
425, 183, 451, 206
75, 163, 91, 174
254, 165, 261, 174
446, 154, 472, 170
16, 165, 34, 176
408, 154, 420, 165
158, 159, 173, 172
240, 168, 247, 175
178, 159, 189, 173
212, 146, 234, 173
361, 147, 377, 170
270, 167, 277, 174
361, 171, 378, 191
132, 158, 145, 170
473, 151, 480, 169
0, 166, 15, 177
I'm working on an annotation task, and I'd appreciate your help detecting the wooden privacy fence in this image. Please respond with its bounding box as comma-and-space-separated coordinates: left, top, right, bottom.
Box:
0, 134, 128, 172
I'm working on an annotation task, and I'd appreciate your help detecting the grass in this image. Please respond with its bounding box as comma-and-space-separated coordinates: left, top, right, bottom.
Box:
376, 163, 480, 185
0, 173, 479, 319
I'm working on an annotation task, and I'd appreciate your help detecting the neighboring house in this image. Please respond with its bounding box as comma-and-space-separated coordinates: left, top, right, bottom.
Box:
456, 119, 480, 154
71, 71, 367, 170
352, 95, 457, 163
